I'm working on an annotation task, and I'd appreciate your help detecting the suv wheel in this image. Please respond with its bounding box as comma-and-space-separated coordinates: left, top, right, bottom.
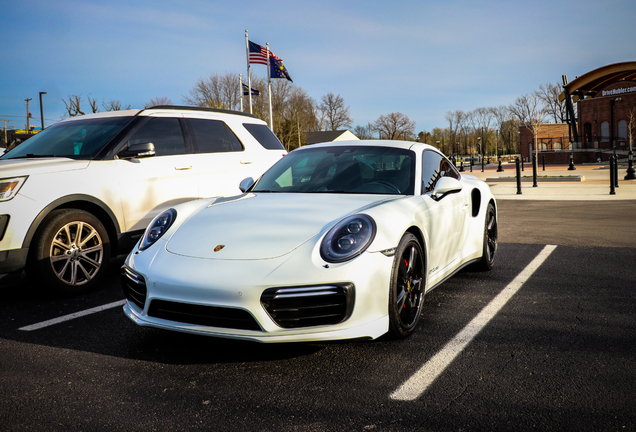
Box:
29, 209, 110, 294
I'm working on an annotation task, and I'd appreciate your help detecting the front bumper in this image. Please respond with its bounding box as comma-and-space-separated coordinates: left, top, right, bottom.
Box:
121, 239, 394, 343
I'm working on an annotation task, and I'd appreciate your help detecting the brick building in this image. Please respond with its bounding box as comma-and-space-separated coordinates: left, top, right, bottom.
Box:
562, 61, 636, 163
521, 62, 636, 164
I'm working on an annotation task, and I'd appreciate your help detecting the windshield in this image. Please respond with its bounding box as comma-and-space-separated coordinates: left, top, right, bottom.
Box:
1, 116, 133, 160
253, 145, 415, 195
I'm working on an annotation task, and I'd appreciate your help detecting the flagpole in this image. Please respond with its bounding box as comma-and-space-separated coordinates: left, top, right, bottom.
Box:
267, 43, 273, 130
239, 74, 243, 112
245, 30, 252, 114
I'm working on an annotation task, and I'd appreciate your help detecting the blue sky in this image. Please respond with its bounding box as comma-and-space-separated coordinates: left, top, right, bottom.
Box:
1, 0, 635, 133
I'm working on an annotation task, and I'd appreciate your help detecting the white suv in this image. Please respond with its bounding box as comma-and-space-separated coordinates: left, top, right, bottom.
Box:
0, 106, 286, 293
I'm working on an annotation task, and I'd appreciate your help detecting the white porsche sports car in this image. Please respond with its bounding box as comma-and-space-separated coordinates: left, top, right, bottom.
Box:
121, 140, 497, 342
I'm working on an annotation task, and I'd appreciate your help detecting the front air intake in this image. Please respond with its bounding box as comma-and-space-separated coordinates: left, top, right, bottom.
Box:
260, 284, 354, 328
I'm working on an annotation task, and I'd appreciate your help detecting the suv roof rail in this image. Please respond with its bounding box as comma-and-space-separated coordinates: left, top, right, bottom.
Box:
143, 105, 257, 119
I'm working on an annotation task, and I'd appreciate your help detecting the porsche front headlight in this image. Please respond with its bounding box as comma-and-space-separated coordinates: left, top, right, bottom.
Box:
320, 214, 376, 263
139, 209, 176, 251
0, 176, 28, 202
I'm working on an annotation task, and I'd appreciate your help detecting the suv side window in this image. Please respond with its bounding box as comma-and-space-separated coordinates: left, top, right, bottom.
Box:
188, 119, 244, 153
242, 123, 285, 150
129, 117, 187, 156
422, 150, 459, 193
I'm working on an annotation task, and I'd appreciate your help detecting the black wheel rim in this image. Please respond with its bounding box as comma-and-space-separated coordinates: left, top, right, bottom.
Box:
49, 221, 104, 286
396, 244, 424, 328
485, 208, 498, 265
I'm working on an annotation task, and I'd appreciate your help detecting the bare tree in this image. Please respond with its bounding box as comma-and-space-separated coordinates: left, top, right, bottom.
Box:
87, 96, 99, 113
275, 86, 317, 151
145, 97, 172, 108
63, 95, 85, 117
536, 83, 567, 123
353, 124, 375, 139
473, 107, 495, 155
103, 99, 131, 111
183, 73, 242, 110
318, 93, 353, 131
445, 110, 466, 155
509, 93, 548, 164
373, 112, 416, 140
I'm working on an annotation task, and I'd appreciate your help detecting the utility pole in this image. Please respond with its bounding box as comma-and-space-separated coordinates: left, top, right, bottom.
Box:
25, 98, 32, 132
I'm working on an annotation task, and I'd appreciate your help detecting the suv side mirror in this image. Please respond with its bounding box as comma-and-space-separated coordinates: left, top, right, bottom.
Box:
118, 142, 156, 159
431, 177, 463, 200
239, 177, 255, 192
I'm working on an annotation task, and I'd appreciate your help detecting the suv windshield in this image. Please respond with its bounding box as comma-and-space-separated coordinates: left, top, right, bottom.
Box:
2, 116, 133, 160
253, 146, 415, 195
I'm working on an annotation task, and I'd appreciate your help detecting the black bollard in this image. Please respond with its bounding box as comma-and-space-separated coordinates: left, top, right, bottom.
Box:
542, 155, 545, 171
625, 150, 636, 180
532, 154, 538, 187
610, 156, 616, 195
516, 157, 522, 195
497, 155, 504, 172
614, 155, 619, 188
521, 156, 524, 172
568, 153, 576, 171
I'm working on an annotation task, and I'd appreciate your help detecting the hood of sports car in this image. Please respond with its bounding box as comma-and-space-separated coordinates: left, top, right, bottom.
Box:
166, 193, 399, 260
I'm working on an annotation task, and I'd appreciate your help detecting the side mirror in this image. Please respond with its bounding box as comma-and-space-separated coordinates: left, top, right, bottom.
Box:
118, 142, 156, 159
432, 177, 463, 200
239, 177, 255, 193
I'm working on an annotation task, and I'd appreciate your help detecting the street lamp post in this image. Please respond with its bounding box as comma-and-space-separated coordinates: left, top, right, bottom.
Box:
477, 137, 482, 172
39, 92, 47, 130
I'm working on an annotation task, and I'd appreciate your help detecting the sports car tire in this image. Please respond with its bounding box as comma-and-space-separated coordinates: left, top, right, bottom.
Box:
388, 233, 425, 339
476, 202, 497, 271
29, 209, 110, 294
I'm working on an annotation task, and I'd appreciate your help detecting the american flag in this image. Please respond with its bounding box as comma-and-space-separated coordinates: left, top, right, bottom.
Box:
248, 41, 268, 65
249, 40, 282, 65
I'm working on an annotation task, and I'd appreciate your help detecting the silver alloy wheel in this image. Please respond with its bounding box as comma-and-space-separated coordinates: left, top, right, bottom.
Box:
49, 220, 104, 286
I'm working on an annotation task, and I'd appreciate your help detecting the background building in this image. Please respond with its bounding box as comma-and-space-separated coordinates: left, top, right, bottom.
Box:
522, 62, 636, 164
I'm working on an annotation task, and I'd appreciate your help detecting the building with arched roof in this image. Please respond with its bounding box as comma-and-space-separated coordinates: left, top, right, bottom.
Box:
521, 61, 636, 164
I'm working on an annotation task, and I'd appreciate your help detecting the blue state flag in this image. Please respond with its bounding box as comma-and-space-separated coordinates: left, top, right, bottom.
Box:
270, 57, 292, 82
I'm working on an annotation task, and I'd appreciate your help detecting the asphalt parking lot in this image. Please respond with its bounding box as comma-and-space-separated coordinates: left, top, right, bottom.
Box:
1, 167, 635, 432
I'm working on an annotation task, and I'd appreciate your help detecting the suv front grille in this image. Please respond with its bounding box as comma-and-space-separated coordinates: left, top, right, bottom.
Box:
260, 284, 354, 328
121, 266, 147, 311
148, 300, 262, 331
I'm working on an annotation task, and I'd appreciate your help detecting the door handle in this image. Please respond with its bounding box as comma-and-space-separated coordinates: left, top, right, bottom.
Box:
175, 166, 192, 170
240, 161, 253, 165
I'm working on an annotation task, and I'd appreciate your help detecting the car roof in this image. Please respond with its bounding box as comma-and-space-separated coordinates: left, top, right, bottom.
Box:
300, 139, 439, 153
56, 105, 259, 124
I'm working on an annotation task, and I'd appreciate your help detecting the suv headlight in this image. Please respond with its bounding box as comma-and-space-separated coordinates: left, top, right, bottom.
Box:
139, 209, 176, 251
0, 176, 28, 202
320, 214, 376, 263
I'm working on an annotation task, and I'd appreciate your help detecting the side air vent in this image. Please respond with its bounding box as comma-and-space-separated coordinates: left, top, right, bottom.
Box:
121, 266, 147, 311
471, 188, 482, 217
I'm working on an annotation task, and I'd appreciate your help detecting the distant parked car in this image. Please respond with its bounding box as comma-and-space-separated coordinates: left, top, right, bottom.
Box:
0, 106, 286, 293
121, 140, 497, 343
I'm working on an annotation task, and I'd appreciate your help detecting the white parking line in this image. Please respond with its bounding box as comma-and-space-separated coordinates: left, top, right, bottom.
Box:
390, 244, 557, 401
18, 300, 127, 331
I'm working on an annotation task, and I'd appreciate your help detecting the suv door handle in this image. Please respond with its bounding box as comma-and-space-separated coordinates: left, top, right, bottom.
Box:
240, 161, 253, 164
175, 166, 192, 170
